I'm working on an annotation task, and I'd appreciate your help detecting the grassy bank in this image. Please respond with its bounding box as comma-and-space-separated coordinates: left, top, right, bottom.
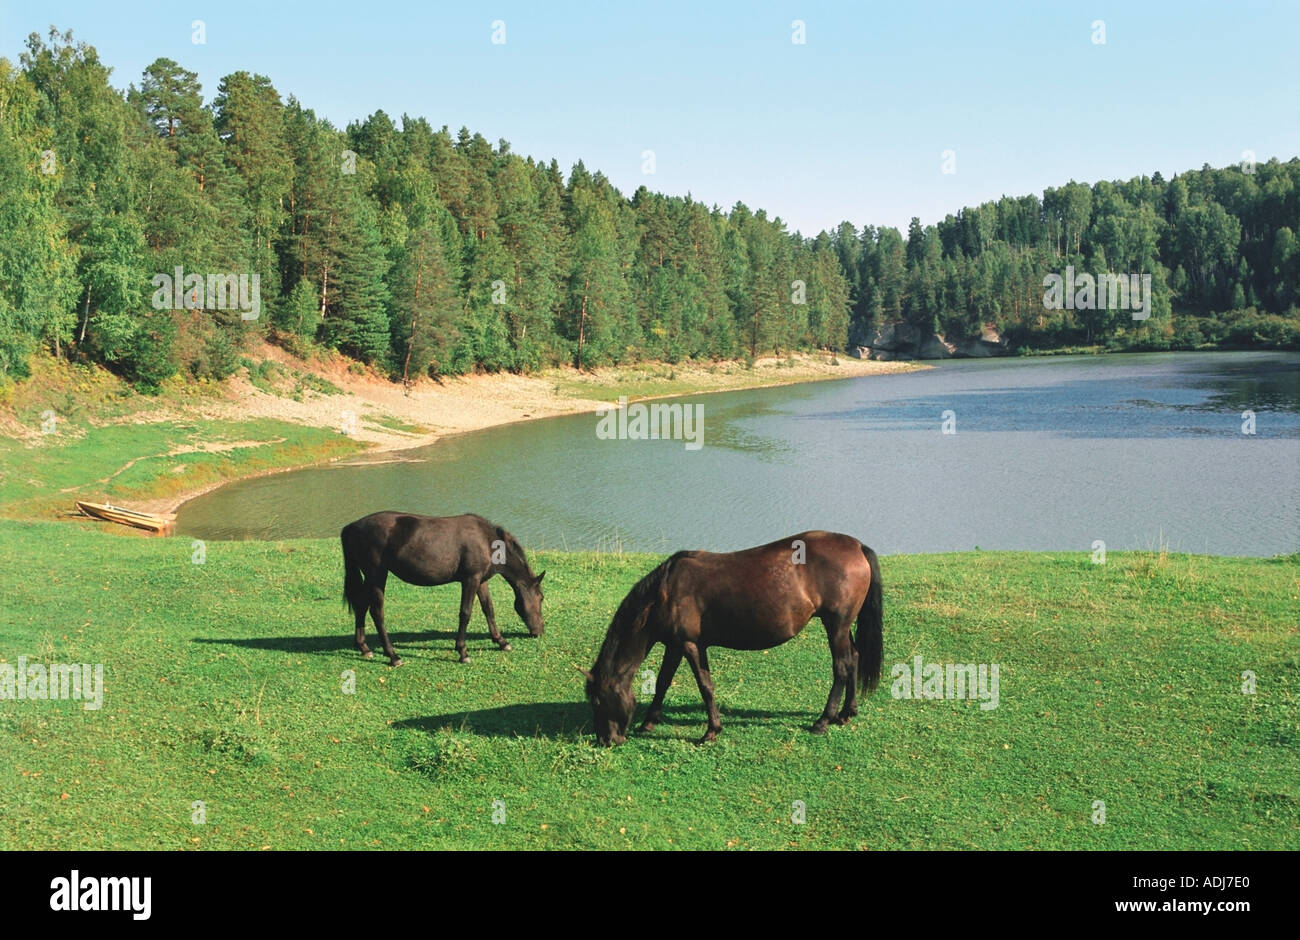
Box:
0, 520, 1293, 850
0, 417, 367, 520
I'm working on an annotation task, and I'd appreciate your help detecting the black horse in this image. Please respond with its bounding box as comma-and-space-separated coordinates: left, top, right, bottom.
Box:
581, 531, 882, 745
342, 511, 545, 666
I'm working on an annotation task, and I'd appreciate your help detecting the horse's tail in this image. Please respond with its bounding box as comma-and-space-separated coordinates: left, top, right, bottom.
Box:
341, 525, 366, 617
856, 543, 884, 693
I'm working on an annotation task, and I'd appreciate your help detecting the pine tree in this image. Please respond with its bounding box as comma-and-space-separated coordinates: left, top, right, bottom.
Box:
212, 71, 292, 317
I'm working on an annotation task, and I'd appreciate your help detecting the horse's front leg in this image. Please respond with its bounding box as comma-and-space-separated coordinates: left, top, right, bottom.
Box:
478, 582, 511, 652
682, 642, 721, 744
455, 578, 477, 664
639, 645, 683, 734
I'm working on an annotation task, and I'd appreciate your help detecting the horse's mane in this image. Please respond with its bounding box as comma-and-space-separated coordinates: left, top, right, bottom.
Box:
594, 550, 696, 680
494, 526, 533, 578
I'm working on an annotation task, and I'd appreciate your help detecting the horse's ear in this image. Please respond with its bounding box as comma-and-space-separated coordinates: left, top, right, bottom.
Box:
573, 664, 593, 681
535, 571, 546, 585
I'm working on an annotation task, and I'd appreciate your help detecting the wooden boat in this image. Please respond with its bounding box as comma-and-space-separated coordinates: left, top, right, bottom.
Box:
75, 501, 174, 534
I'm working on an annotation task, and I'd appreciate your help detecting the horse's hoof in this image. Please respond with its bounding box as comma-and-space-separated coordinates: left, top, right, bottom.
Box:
459, 656, 471, 664
389, 658, 404, 668
499, 643, 513, 652
638, 722, 657, 734
695, 731, 718, 745
362, 651, 374, 660
810, 721, 829, 735
834, 713, 854, 725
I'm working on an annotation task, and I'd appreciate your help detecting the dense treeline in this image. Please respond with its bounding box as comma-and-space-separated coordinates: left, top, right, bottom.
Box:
1, 30, 1297, 388
844, 163, 1300, 352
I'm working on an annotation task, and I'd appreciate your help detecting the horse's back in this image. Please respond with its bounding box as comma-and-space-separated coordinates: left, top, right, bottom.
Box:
341, 510, 417, 539
682, 531, 865, 579
781, 531, 873, 610
342, 511, 496, 585
344, 511, 500, 544
664, 532, 871, 648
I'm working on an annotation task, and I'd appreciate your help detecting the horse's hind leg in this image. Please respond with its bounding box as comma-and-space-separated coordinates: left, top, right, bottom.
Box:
346, 564, 373, 659
812, 614, 855, 734
639, 645, 683, 734
369, 571, 401, 667
454, 578, 477, 664
842, 643, 860, 721
682, 641, 721, 744
477, 582, 511, 652
354, 604, 372, 660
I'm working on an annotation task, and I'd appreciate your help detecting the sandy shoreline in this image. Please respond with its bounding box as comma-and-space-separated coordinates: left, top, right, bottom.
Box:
128, 346, 924, 515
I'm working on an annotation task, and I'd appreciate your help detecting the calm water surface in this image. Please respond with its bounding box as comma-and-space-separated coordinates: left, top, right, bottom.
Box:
177, 352, 1300, 556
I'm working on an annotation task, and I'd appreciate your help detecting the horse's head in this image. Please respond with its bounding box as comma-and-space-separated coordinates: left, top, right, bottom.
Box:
580, 667, 634, 746
579, 561, 670, 745
513, 571, 545, 636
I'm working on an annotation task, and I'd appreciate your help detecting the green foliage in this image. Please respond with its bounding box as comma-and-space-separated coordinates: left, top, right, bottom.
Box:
84, 307, 178, 389
193, 320, 243, 380
277, 279, 319, 338
1, 29, 1296, 389
293, 369, 341, 396
1190, 307, 1300, 349
240, 357, 283, 393
0, 58, 78, 377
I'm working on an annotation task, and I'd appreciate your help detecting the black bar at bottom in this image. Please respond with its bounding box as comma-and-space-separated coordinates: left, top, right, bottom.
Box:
1, 850, 1286, 926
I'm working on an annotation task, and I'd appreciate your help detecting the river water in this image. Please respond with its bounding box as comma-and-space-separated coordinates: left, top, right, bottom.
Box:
176, 351, 1300, 556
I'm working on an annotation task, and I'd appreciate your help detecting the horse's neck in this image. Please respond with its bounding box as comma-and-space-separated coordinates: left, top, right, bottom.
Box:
498, 550, 530, 587
596, 625, 653, 687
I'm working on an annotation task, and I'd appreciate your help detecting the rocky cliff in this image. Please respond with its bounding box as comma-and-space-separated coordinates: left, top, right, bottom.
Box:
851, 322, 1009, 361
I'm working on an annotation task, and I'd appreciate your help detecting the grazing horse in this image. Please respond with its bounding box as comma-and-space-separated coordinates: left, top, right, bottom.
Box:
581, 531, 882, 745
341, 511, 545, 666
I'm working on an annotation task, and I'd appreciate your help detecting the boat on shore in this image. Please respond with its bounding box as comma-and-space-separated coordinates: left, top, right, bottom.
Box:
75, 501, 174, 534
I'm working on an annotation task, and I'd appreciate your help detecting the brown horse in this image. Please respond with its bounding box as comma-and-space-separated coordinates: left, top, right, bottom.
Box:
342, 511, 545, 666
581, 531, 882, 745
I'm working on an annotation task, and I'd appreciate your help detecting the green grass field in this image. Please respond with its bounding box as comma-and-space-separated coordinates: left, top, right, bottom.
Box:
0, 520, 1294, 850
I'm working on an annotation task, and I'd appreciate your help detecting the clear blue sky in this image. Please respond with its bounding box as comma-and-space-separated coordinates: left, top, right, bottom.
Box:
3, 0, 1297, 236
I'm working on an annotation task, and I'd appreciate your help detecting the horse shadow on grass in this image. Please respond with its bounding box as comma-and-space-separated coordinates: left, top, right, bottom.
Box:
192, 629, 534, 659
395, 702, 818, 740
